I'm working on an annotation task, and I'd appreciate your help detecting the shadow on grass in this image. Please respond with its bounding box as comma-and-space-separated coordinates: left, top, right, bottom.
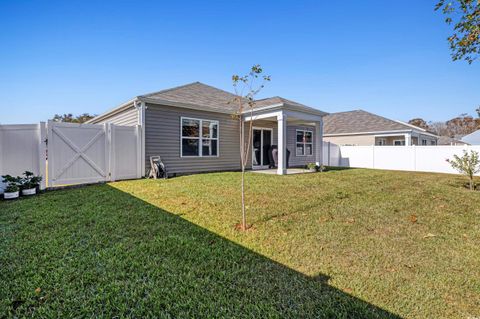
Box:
1, 184, 401, 318
324, 166, 358, 172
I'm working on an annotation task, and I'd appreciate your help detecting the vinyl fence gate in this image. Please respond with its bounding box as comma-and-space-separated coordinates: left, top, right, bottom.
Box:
47, 120, 142, 187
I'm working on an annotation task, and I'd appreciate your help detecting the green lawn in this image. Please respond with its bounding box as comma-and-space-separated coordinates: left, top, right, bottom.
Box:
1, 169, 479, 318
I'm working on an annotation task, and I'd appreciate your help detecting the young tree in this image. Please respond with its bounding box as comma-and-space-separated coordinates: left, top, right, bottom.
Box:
232, 65, 270, 231
447, 150, 480, 190
435, 0, 480, 64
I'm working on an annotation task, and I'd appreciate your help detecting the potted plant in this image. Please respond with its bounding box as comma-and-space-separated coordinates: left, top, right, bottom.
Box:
2, 175, 21, 200
306, 163, 318, 172
20, 171, 42, 196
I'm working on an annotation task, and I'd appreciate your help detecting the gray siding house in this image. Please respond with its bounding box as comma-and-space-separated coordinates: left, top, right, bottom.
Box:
89, 82, 327, 175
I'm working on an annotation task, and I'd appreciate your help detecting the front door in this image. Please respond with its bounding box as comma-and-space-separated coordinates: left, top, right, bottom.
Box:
252, 128, 273, 169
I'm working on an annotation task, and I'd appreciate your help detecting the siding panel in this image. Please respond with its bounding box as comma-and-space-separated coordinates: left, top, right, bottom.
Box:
145, 104, 241, 175
92, 106, 139, 126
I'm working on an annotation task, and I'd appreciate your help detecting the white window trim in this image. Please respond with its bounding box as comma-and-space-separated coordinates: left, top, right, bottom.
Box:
180, 117, 219, 158
295, 129, 313, 156
393, 139, 405, 146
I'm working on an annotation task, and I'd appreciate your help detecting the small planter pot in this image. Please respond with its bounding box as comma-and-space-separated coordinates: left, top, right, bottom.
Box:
4, 191, 20, 199
22, 188, 36, 196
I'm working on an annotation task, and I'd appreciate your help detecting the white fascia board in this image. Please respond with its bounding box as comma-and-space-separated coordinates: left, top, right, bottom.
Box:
243, 111, 283, 122
240, 103, 284, 114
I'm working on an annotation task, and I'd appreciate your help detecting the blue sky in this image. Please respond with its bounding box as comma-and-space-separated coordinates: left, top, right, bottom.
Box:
0, 0, 478, 124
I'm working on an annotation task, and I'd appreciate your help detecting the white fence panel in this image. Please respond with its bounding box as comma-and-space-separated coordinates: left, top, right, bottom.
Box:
323, 142, 341, 166
338, 146, 374, 168
110, 124, 142, 181
0, 123, 46, 193
373, 146, 415, 171
48, 121, 109, 186
325, 144, 480, 175
415, 146, 476, 174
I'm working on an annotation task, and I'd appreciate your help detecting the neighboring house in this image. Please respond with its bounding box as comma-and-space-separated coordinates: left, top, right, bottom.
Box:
88, 82, 327, 176
461, 130, 480, 145
323, 110, 438, 146
437, 136, 469, 146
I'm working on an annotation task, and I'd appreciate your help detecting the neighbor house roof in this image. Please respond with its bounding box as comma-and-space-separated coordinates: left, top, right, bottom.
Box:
323, 110, 436, 136
89, 82, 326, 123
461, 129, 480, 145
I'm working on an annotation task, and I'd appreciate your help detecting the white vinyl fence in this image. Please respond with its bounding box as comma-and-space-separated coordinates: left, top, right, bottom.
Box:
0, 123, 47, 192
1, 121, 142, 193
324, 142, 480, 175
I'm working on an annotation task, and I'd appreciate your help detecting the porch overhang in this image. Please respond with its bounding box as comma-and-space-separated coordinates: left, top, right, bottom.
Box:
243, 106, 326, 175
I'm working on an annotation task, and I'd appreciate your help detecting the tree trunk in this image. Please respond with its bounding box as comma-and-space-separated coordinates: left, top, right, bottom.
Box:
241, 167, 246, 230
470, 176, 474, 190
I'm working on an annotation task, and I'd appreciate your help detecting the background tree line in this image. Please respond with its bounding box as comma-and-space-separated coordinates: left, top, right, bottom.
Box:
409, 107, 480, 138
52, 113, 96, 123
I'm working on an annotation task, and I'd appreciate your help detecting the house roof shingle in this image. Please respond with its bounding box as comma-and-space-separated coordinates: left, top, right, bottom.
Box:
139, 82, 325, 115
323, 110, 424, 135
139, 82, 240, 113
89, 82, 326, 123
254, 96, 312, 109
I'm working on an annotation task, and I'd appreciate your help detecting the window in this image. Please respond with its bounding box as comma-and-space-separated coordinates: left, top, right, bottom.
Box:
377, 138, 387, 146
394, 140, 405, 146
296, 130, 313, 156
422, 139, 427, 145
181, 117, 218, 157
430, 140, 436, 145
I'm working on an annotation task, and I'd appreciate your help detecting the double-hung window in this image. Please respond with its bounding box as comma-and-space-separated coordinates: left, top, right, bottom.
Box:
296, 129, 313, 156
181, 117, 219, 157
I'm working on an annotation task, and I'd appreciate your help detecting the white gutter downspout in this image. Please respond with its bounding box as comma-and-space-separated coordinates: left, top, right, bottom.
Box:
134, 99, 146, 177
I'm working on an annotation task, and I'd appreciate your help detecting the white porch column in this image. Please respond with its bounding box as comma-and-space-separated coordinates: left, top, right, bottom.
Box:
315, 120, 323, 166
405, 133, 411, 146
277, 112, 287, 175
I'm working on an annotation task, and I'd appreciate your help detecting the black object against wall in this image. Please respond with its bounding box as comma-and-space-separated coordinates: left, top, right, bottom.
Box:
268, 145, 289, 169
